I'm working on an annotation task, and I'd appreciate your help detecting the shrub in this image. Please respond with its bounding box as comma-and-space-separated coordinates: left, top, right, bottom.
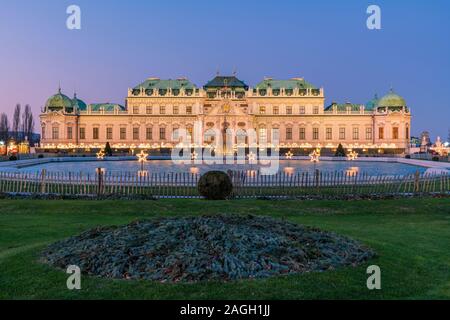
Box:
335, 143, 346, 157
38, 154, 44, 159
198, 171, 233, 200
9, 155, 18, 161
405, 155, 411, 159
432, 156, 440, 162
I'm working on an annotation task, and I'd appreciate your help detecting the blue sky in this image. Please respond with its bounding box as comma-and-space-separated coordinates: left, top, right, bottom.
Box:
0, 0, 449, 139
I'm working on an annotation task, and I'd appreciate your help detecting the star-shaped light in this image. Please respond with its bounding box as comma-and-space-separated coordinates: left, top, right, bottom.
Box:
96, 150, 105, 160
136, 150, 148, 163
247, 151, 257, 163
285, 150, 294, 160
347, 150, 358, 161
309, 149, 320, 163
191, 150, 198, 160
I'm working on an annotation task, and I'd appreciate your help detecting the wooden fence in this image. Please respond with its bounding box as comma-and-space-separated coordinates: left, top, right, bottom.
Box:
0, 169, 449, 199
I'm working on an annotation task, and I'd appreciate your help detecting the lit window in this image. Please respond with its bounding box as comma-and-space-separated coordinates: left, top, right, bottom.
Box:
260, 106, 266, 114
259, 128, 267, 143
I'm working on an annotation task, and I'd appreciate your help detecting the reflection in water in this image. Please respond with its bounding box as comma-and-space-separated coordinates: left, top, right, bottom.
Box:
346, 167, 360, 177
284, 167, 295, 175
246, 170, 257, 177
190, 167, 199, 174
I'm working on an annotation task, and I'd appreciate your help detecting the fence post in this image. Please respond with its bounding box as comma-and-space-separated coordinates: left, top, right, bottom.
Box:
40, 169, 47, 194
315, 169, 320, 192
414, 170, 420, 193
96, 168, 104, 197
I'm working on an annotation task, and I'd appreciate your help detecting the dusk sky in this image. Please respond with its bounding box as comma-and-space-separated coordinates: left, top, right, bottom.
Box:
0, 0, 449, 140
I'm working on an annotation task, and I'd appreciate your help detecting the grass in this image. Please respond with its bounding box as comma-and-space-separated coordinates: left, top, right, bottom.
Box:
0, 197, 450, 300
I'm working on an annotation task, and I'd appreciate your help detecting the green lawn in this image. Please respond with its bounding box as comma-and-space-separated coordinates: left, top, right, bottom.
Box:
0, 198, 449, 300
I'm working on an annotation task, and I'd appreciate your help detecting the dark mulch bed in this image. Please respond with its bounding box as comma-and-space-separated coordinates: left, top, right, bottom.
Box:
41, 214, 375, 283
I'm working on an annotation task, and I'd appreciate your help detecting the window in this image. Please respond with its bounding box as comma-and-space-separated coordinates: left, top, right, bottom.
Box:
259, 128, 267, 143
173, 106, 179, 115
272, 128, 280, 142
286, 127, 292, 140
42, 126, 46, 140
52, 127, 59, 140
286, 106, 292, 115
67, 127, 73, 140
313, 106, 319, 114
339, 127, 346, 140
187, 126, 193, 142
353, 127, 359, 140
393, 127, 399, 140
120, 128, 126, 140
186, 106, 192, 114
260, 106, 266, 114
378, 127, 384, 140
299, 127, 306, 140
159, 128, 166, 140
326, 128, 332, 140
159, 127, 166, 140
173, 127, 179, 140
273, 106, 279, 115
133, 127, 139, 140
366, 128, 372, 140
146, 127, 153, 140
405, 126, 409, 140
93, 127, 99, 140
299, 106, 305, 114
106, 127, 113, 140
133, 106, 139, 114
160, 106, 166, 114
79, 128, 85, 140
146, 106, 152, 114
313, 128, 319, 140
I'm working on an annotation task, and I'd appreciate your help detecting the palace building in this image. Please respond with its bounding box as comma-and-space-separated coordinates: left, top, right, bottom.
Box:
39, 75, 411, 154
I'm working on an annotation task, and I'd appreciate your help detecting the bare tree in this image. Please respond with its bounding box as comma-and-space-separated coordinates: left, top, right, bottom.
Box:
12, 104, 21, 141
0, 113, 9, 142
21, 104, 35, 144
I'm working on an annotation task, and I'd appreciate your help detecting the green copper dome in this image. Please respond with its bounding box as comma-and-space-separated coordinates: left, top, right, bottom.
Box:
72, 93, 87, 111
365, 94, 380, 110
378, 89, 406, 107
45, 89, 73, 111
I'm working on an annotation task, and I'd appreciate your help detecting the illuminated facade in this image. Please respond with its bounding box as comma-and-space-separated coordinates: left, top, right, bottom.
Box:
40, 75, 411, 153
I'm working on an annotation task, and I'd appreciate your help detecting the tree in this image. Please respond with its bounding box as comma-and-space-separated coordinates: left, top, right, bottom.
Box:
105, 142, 113, 156
335, 143, 346, 157
12, 104, 21, 141
21, 104, 35, 144
0, 113, 9, 142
